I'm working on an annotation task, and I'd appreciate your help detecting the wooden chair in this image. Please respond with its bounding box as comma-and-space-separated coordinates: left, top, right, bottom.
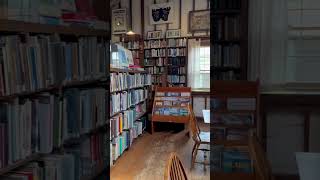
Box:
188, 105, 210, 169
164, 152, 188, 180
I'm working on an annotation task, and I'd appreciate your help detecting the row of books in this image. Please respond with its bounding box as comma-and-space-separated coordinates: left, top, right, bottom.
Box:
145, 49, 166, 58
0, 35, 108, 96
62, 88, 106, 141
155, 100, 188, 107
168, 57, 186, 66
144, 40, 167, 49
214, 16, 240, 41
0, 0, 108, 30
122, 41, 140, 50
0, 97, 57, 167
110, 73, 151, 92
153, 107, 189, 116
168, 67, 186, 75
152, 76, 163, 84
110, 118, 145, 165
168, 48, 186, 57
155, 92, 190, 97
168, 75, 186, 84
110, 102, 146, 139
110, 88, 148, 116
1, 133, 107, 180
213, 114, 254, 125
212, 0, 242, 9
212, 145, 252, 173
132, 51, 140, 59
144, 57, 167, 66
213, 45, 241, 67
212, 98, 256, 111
145, 66, 165, 75
167, 38, 187, 47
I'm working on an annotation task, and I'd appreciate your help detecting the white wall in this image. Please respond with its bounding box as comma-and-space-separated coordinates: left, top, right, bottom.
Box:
116, 0, 210, 38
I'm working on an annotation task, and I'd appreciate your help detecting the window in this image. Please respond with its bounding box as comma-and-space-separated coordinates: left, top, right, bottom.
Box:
199, 47, 210, 88
188, 39, 210, 90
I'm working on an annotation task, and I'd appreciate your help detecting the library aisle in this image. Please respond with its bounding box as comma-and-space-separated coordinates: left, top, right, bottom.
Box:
110, 122, 210, 180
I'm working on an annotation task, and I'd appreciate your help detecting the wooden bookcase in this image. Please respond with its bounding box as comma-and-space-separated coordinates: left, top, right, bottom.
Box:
151, 87, 191, 134
212, 0, 248, 80
211, 80, 260, 179
0, 1, 110, 179
144, 37, 188, 90
109, 67, 151, 166
119, 34, 144, 67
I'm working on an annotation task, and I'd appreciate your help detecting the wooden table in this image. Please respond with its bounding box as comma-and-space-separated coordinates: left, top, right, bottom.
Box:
202, 110, 210, 124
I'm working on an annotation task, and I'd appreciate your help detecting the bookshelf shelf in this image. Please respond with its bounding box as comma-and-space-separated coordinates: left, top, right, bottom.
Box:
0, 20, 109, 37
110, 99, 147, 118
0, 78, 109, 101
110, 85, 150, 94
0, 154, 41, 175
110, 68, 147, 74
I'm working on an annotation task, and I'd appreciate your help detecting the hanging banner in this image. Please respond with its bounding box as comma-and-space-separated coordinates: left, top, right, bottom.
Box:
150, 2, 175, 25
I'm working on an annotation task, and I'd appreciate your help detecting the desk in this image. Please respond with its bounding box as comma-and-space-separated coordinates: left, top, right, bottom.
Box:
203, 110, 210, 123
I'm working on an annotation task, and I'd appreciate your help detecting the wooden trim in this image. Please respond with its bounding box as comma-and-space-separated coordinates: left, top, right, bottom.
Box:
0, 20, 109, 37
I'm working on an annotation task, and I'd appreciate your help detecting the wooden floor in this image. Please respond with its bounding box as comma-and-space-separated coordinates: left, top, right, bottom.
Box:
110, 122, 210, 180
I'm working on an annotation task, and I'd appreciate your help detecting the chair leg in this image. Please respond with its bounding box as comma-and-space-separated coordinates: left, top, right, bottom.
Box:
191, 143, 200, 169
191, 143, 196, 167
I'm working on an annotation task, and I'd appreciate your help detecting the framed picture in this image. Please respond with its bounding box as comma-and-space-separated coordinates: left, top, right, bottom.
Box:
112, 9, 127, 34
166, 29, 181, 38
189, 10, 210, 32
147, 31, 163, 39
150, 2, 175, 25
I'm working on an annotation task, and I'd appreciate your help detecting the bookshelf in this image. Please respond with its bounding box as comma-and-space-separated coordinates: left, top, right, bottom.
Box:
144, 37, 188, 89
211, 80, 260, 179
212, 0, 248, 80
151, 87, 191, 134
0, 1, 110, 179
119, 34, 144, 67
109, 67, 151, 166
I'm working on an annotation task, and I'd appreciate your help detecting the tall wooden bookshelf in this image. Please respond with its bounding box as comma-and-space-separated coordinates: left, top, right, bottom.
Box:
109, 67, 151, 166
119, 34, 144, 67
212, 0, 248, 80
144, 37, 188, 90
211, 80, 260, 179
0, 1, 110, 179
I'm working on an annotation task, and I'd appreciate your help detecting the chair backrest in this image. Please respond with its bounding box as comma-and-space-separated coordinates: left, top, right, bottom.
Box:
188, 105, 200, 142
248, 134, 274, 180
164, 152, 188, 180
